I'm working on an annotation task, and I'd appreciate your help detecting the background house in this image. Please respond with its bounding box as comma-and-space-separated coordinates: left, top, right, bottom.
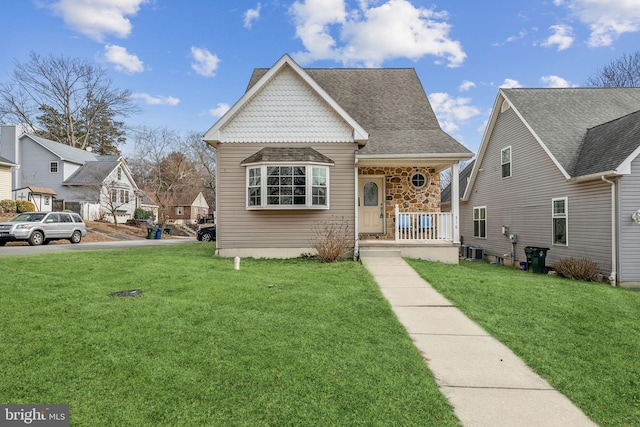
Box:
204, 54, 471, 260
166, 191, 209, 224
461, 88, 640, 287
0, 125, 140, 221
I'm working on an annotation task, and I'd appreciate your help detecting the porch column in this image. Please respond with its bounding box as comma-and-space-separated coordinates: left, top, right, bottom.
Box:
451, 162, 460, 244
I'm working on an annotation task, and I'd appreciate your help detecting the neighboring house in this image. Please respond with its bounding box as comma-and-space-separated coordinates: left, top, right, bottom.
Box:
166, 191, 209, 224
441, 159, 475, 212
0, 125, 140, 222
461, 87, 640, 287
203, 54, 472, 261
0, 155, 17, 201
13, 186, 57, 212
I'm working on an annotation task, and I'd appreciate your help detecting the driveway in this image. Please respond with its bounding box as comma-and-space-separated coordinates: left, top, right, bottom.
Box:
0, 237, 197, 256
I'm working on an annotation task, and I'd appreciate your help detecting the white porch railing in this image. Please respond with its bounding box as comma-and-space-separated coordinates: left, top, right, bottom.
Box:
394, 204, 454, 242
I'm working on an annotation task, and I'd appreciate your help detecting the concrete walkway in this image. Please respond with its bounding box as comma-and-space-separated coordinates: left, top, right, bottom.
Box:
360, 255, 597, 427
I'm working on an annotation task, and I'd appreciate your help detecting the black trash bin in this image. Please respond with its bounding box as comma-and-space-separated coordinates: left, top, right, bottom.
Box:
147, 228, 154, 239
524, 246, 549, 273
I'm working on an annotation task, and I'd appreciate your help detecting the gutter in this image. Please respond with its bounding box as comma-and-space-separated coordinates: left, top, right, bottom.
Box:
601, 176, 617, 286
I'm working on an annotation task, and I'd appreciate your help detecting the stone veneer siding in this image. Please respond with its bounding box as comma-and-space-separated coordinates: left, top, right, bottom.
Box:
359, 166, 441, 239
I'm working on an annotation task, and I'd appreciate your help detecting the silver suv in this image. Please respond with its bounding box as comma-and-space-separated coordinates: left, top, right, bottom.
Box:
0, 212, 87, 246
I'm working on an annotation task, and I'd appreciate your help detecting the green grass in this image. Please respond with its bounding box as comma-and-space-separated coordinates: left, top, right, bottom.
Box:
405, 258, 640, 427
0, 244, 459, 426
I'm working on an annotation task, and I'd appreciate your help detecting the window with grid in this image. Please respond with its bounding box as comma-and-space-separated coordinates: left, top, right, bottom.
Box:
501, 146, 511, 178
247, 165, 329, 209
473, 206, 487, 238
50, 162, 59, 173
552, 197, 567, 245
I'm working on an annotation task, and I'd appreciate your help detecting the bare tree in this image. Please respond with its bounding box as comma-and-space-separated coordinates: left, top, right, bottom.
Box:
586, 51, 640, 87
0, 52, 138, 153
440, 160, 469, 190
129, 127, 217, 222
182, 131, 217, 211
99, 180, 132, 227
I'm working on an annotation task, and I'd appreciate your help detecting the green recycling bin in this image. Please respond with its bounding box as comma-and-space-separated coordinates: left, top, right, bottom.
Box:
147, 228, 154, 239
524, 246, 549, 274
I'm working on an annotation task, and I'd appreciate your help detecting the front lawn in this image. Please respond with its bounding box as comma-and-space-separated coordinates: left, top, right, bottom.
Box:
0, 244, 459, 426
405, 258, 640, 427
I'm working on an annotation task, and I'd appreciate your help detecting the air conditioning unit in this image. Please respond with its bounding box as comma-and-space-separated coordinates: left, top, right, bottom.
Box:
468, 246, 484, 260
460, 245, 469, 258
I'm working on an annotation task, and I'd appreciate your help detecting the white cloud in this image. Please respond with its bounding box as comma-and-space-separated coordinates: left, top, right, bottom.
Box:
459, 80, 476, 92
290, 0, 465, 67
493, 29, 528, 46
428, 92, 481, 133
190, 47, 220, 77
244, 3, 262, 29
500, 78, 522, 88
131, 93, 180, 106
47, 0, 147, 41
103, 45, 144, 73
542, 24, 574, 50
208, 103, 231, 118
541, 75, 575, 87
557, 0, 640, 47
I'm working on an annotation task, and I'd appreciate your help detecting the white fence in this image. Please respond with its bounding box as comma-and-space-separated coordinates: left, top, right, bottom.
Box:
394, 204, 453, 242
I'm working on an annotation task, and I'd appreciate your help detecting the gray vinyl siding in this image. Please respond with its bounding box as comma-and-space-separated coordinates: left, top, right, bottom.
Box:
462, 108, 613, 274
217, 142, 356, 250
619, 155, 640, 282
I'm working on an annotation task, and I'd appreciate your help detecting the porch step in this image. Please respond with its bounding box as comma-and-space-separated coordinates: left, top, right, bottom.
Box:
359, 248, 402, 258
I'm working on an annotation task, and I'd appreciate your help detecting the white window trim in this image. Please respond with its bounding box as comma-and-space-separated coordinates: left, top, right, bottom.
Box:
245, 163, 330, 210
552, 197, 568, 246
473, 206, 487, 239
501, 146, 512, 178
50, 161, 59, 174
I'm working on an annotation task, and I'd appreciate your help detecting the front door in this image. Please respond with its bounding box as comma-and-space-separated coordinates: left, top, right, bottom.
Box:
358, 176, 385, 234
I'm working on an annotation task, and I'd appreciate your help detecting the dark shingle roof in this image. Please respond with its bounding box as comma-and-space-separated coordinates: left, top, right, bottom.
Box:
574, 110, 640, 176
27, 134, 99, 163
248, 68, 471, 157
441, 159, 475, 203
63, 159, 119, 185
240, 147, 334, 165
502, 88, 640, 177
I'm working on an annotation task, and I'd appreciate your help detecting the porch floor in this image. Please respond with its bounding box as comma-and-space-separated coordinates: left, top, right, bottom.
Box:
359, 239, 459, 264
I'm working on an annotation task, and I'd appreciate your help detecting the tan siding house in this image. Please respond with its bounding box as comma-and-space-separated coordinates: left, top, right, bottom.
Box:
0, 156, 17, 201
205, 54, 472, 260
462, 88, 640, 287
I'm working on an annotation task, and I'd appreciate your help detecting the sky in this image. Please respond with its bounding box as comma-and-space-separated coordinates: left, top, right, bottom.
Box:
2, 0, 640, 156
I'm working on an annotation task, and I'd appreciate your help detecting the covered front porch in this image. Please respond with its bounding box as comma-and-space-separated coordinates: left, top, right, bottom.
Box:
356, 161, 464, 264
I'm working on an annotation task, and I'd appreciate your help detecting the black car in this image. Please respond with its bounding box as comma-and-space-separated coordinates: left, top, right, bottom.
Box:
196, 225, 216, 242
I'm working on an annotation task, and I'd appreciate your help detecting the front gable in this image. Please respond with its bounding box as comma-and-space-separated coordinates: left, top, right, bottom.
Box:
204, 54, 368, 145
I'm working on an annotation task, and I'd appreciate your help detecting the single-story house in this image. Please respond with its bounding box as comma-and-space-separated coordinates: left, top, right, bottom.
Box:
460, 87, 640, 287
166, 191, 209, 224
203, 54, 472, 261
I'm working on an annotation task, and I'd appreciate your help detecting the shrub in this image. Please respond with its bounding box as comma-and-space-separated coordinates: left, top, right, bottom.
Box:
0, 199, 16, 214
134, 208, 154, 220
552, 257, 599, 281
310, 217, 353, 262
15, 200, 35, 213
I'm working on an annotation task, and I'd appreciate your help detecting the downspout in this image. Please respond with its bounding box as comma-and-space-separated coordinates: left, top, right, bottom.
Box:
601, 176, 617, 286
354, 151, 359, 260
